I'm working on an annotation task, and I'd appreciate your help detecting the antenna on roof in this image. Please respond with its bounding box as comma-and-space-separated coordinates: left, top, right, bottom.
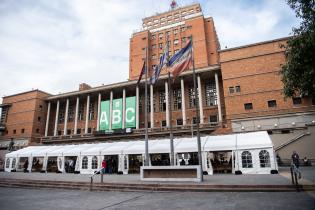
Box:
170, 0, 178, 10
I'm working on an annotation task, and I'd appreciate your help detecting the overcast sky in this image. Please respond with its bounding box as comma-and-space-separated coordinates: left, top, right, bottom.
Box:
0, 0, 300, 103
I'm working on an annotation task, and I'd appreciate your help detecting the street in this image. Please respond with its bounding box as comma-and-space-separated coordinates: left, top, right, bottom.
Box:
0, 187, 315, 210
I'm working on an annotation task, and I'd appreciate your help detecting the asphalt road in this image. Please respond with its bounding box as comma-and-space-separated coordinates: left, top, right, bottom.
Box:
0, 187, 315, 210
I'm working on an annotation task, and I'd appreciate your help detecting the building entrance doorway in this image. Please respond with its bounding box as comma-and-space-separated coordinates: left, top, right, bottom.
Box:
32, 157, 44, 172
47, 157, 58, 172
103, 155, 118, 174
64, 156, 76, 173
128, 154, 142, 174
209, 151, 232, 174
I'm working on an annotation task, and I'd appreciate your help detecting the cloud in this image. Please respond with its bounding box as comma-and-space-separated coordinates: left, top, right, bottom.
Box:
0, 0, 300, 105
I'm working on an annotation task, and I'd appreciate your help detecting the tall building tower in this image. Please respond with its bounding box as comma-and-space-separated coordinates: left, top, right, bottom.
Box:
129, 3, 220, 80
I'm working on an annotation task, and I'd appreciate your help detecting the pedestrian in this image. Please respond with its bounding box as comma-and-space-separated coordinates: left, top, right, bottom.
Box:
23, 159, 29, 173
102, 159, 106, 174
292, 151, 300, 168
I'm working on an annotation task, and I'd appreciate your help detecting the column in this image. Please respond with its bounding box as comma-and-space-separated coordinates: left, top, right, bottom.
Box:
150, 84, 154, 128
63, 98, 69, 135
180, 78, 186, 126
215, 72, 223, 122
84, 95, 90, 134
74, 97, 79, 134
44, 102, 51, 137
136, 86, 139, 129
122, 89, 126, 129
109, 91, 113, 130
96, 93, 101, 131
53, 100, 60, 136
165, 81, 170, 127
197, 75, 204, 124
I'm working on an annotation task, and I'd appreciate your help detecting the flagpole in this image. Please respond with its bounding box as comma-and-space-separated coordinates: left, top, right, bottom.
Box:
144, 47, 149, 166
191, 36, 203, 181
166, 35, 175, 166
168, 72, 175, 166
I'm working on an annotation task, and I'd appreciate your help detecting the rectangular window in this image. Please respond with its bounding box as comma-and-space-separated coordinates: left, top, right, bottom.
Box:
0, 107, 8, 123
58, 105, 65, 123
173, 89, 182, 110
159, 92, 166, 112
77, 129, 81, 134
152, 54, 157, 59
161, 120, 167, 127
67, 129, 71, 135
244, 103, 253, 110
188, 86, 198, 108
292, 97, 302, 105
173, 29, 178, 35
38, 117, 41, 122
88, 127, 92, 133
209, 115, 218, 124
177, 119, 183, 126
182, 37, 187, 43
151, 34, 156, 39
159, 43, 163, 49
166, 31, 171, 36
205, 81, 217, 106
152, 44, 156, 49
36, 129, 40, 133
78, 103, 84, 121
21, 129, 24, 134
158, 33, 163, 39
268, 100, 277, 108
68, 105, 74, 122
57, 130, 62, 136
174, 39, 179, 46
89, 102, 94, 120
235, 85, 241, 93
192, 117, 197, 125
229, 87, 234, 94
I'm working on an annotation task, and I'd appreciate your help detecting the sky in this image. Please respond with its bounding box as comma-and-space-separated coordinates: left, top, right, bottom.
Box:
0, 0, 300, 104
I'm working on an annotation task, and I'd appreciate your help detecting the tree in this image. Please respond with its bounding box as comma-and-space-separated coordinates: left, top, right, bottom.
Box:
281, 0, 315, 98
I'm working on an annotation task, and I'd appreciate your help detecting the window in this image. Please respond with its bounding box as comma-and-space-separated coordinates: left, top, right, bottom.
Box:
244, 103, 253, 110
180, 26, 186, 32
173, 89, 182, 110
241, 151, 253, 168
58, 130, 62, 136
58, 105, 65, 123
192, 117, 198, 124
159, 43, 163, 49
182, 37, 187, 43
292, 97, 302, 105
152, 65, 156, 70
67, 129, 71, 135
12, 158, 16, 169
229, 87, 234, 94
151, 34, 156, 40
142, 37, 146, 40
160, 17, 166, 21
166, 31, 171, 36
174, 39, 179, 46
78, 103, 84, 121
209, 115, 218, 124
176, 119, 183, 126
5, 158, 10, 168
82, 156, 88, 169
88, 127, 92, 133
13, 129, 16, 134
173, 29, 178, 35
235, 86, 241, 93
259, 150, 270, 168
159, 92, 166, 112
91, 156, 98, 169
39, 105, 43, 110
161, 120, 167, 127
152, 44, 156, 49
77, 129, 81, 134
89, 102, 94, 120
268, 100, 277, 108
21, 129, 25, 134
158, 33, 163, 39
152, 54, 157, 59
38, 117, 41, 122
36, 129, 40, 133
188, 86, 198, 108
68, 105, 74, 122
0, 107, 8, 123
167, 40, 171, 46
205, 81, 217, 106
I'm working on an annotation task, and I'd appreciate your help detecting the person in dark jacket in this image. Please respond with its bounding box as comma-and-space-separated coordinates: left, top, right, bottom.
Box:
23, 159, 29, 172
292, 151, 300, 168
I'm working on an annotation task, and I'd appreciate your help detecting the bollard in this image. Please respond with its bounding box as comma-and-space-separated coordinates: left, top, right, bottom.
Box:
290, 166, 295, 184
90, 177, 93, 191
101, 171, 104, 183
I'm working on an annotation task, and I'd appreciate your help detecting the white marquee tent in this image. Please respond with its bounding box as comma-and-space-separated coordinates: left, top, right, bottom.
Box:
4, 131, 278, 175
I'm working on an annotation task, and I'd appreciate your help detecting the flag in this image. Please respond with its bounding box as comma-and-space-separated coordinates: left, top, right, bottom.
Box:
168, 40, 192, 79
150, 43, 169, 85
137, 61, 146, 84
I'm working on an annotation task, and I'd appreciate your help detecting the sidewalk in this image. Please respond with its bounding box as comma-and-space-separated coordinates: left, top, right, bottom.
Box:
0, 167, 314, 192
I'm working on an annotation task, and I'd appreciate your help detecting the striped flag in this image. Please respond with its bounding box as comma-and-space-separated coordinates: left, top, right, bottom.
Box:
137, 61, 146, 84
168, 40, 192, 79
150, 44, 169, 85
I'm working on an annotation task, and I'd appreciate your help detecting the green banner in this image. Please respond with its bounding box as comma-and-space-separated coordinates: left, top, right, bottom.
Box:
112, 98, 123, 129
125, 96, 136, 128
99, 101, 110, 131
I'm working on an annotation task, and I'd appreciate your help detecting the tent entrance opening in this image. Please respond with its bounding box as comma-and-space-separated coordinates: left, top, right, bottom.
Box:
47, 157, 58, 172
32, 157, 44, 172
177, 152, 199, 165
103, 155, 118, 174
150, 153, 170, 166
210, 151, 232, 174
128, 154, 142, 174
65, 156, 76, 173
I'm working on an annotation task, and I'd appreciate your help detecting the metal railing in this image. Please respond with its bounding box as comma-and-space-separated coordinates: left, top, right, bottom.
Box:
89, 167, 105, 191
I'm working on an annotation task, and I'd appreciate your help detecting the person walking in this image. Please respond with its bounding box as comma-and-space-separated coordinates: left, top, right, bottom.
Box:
101, 159, 107, 174
292, 151, 300, 168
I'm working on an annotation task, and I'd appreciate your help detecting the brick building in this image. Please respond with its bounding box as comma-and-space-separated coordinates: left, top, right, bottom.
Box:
1, 3, 315, 164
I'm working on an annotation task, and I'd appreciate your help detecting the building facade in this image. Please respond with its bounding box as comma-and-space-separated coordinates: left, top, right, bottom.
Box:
1, 3, 315, 165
